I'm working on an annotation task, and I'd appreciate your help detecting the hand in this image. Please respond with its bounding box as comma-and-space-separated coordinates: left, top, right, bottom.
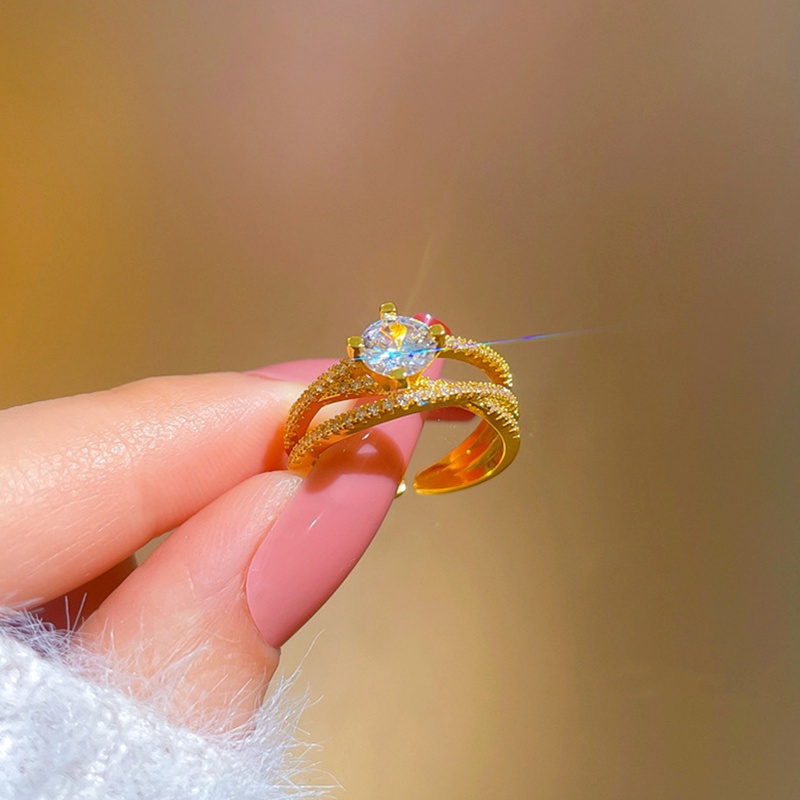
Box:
0, 361, 429, 731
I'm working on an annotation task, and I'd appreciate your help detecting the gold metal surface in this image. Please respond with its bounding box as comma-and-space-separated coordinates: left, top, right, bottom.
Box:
428, 323, 447, 349
285, 303, 520, 493
346, 335, 364, 360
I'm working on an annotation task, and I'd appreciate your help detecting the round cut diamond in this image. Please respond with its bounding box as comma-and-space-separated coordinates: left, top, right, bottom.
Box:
361, 315, 437, 378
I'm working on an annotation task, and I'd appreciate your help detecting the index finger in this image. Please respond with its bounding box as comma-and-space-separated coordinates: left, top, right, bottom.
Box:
0, 370, 310, 607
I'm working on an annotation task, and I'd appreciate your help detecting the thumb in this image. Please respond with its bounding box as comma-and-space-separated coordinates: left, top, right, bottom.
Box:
79, 470, 301, 732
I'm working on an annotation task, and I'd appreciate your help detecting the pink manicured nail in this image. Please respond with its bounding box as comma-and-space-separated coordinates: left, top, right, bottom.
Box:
246, 357, 442, 648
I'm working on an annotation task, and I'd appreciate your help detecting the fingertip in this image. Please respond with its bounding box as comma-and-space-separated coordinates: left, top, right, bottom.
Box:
247, 359, 336, 384
80, 471, 302, 731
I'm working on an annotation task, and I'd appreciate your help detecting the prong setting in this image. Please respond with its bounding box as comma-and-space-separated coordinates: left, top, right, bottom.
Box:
347, 335, 365, 360
389, 367, 409, 389
358, 303, 439, 383
428, 323, 447, 350
284, 305, 519, 494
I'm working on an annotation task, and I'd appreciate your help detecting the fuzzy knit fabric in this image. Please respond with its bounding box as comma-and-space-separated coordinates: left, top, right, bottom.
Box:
0, 611, 329, 800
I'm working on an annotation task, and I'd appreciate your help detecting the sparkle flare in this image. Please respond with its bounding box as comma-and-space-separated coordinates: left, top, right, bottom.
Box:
361, 315, 437, 377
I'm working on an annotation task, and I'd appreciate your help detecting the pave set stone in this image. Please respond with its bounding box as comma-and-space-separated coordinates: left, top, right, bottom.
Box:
287, 378, 520, 471
442, 335, 513, 387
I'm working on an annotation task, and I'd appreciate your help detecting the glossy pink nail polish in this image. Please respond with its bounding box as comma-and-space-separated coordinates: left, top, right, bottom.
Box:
246, 358, 443, 648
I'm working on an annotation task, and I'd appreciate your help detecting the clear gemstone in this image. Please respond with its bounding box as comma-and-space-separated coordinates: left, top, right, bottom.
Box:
361, 315, 437, 378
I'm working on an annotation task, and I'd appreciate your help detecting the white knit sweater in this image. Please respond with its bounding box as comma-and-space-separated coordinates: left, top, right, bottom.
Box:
0, 612, 329, 800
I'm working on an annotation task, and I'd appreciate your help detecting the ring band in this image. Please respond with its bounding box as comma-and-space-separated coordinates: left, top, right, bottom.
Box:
284, 303, 520, 494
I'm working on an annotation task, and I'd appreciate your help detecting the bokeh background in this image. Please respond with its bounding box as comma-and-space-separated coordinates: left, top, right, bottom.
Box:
3, 2, 800, 798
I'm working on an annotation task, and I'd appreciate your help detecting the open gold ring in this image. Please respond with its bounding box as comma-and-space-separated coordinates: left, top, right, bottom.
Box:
284, 302, 520, 494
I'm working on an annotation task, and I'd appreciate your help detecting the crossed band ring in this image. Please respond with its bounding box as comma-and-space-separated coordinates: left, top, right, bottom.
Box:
284, 302, 520, 494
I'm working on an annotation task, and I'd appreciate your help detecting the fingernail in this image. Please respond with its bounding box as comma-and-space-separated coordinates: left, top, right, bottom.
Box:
246, 359, 444, 648
412, 312, 451, 334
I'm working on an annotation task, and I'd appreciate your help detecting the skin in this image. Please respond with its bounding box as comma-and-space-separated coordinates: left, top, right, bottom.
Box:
0, 363, 456, 732
0, 370, 311, 730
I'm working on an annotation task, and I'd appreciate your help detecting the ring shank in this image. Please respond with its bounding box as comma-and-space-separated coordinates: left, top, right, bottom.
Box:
287, 388, 520, 494
413, 416, 519, 494
283, 337, 519, 494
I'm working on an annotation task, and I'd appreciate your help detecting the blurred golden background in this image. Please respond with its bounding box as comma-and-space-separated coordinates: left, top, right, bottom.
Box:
2, 2, 799, 797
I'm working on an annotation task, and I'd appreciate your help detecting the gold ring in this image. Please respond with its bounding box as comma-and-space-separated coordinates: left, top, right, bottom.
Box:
285, 302, 520, 494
